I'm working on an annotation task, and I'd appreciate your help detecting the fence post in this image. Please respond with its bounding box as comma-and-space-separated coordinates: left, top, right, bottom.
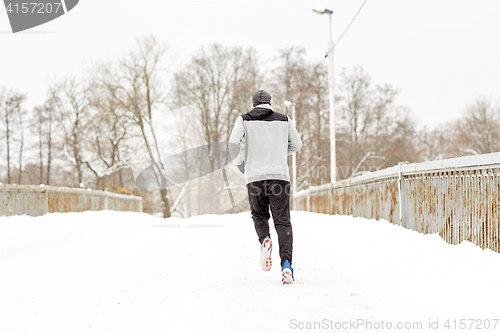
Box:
306, 191, 310, 212
45, 189, 49, 214
330, 183, 334, 215
104, 192, 109, 210
398, 162, 404, 226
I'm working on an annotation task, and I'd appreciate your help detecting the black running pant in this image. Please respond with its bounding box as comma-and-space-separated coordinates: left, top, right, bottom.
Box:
247, 179, 292, 267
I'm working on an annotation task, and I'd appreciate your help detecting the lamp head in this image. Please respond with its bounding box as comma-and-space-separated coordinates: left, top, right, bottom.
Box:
312, 7, 333, 15
284, 100, 293, 107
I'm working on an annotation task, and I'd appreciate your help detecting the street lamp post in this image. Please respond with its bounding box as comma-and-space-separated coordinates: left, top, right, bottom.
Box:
284, 100, 297, 209
313, 7, 336, 183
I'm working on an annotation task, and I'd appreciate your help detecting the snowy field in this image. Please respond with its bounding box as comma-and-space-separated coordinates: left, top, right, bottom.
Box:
1, 210, 500, 333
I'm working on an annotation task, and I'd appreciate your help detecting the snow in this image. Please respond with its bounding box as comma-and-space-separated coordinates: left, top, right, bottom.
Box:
1, 210, 500, 333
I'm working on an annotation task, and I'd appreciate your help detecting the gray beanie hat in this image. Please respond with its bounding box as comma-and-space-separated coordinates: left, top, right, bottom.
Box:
252, 90, 272, 107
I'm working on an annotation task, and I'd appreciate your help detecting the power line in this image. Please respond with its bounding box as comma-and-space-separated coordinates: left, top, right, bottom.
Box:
334, 0, 368, 48
323, 0, 369, 59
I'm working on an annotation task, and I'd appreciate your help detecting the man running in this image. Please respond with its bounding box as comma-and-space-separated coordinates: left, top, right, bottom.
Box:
229, 89, 302, 284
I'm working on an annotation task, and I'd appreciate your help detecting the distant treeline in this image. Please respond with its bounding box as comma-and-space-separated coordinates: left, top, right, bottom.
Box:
1, 35, 499, 217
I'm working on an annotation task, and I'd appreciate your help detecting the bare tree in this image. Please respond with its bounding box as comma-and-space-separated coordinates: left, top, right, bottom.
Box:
336, 66, 417, 178
15, 101, 27, 184
45, 101, 55, 185
417, 125, 446, 161
83, 80, 136, 190
382, 106, 419, 167
0, 88, 26, 184
173, 44, 260, 149
94, 35, 173, 217
49, 77, 90, 187
416, 97, 500, 162
269, 47, 329, 188
32, 105, 44, 184
455, 97, 500, 155
170, 44, 260, 215
29, 98, 59, 185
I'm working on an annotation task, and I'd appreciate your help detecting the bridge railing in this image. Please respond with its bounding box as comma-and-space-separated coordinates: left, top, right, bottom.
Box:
0, 185, 143, 217
294, 152, 500, 253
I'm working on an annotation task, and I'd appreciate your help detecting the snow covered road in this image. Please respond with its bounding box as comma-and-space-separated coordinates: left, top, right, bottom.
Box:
1, 211, 500, 332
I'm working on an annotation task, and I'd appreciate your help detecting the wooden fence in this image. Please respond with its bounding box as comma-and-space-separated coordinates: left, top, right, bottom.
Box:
0, 185, 142, 217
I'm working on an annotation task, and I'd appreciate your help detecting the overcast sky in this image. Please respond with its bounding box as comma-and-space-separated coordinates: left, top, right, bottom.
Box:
1, 0, 499, 129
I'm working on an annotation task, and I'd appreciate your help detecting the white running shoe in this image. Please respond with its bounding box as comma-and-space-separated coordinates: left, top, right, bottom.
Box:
260, 237, 273, 271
